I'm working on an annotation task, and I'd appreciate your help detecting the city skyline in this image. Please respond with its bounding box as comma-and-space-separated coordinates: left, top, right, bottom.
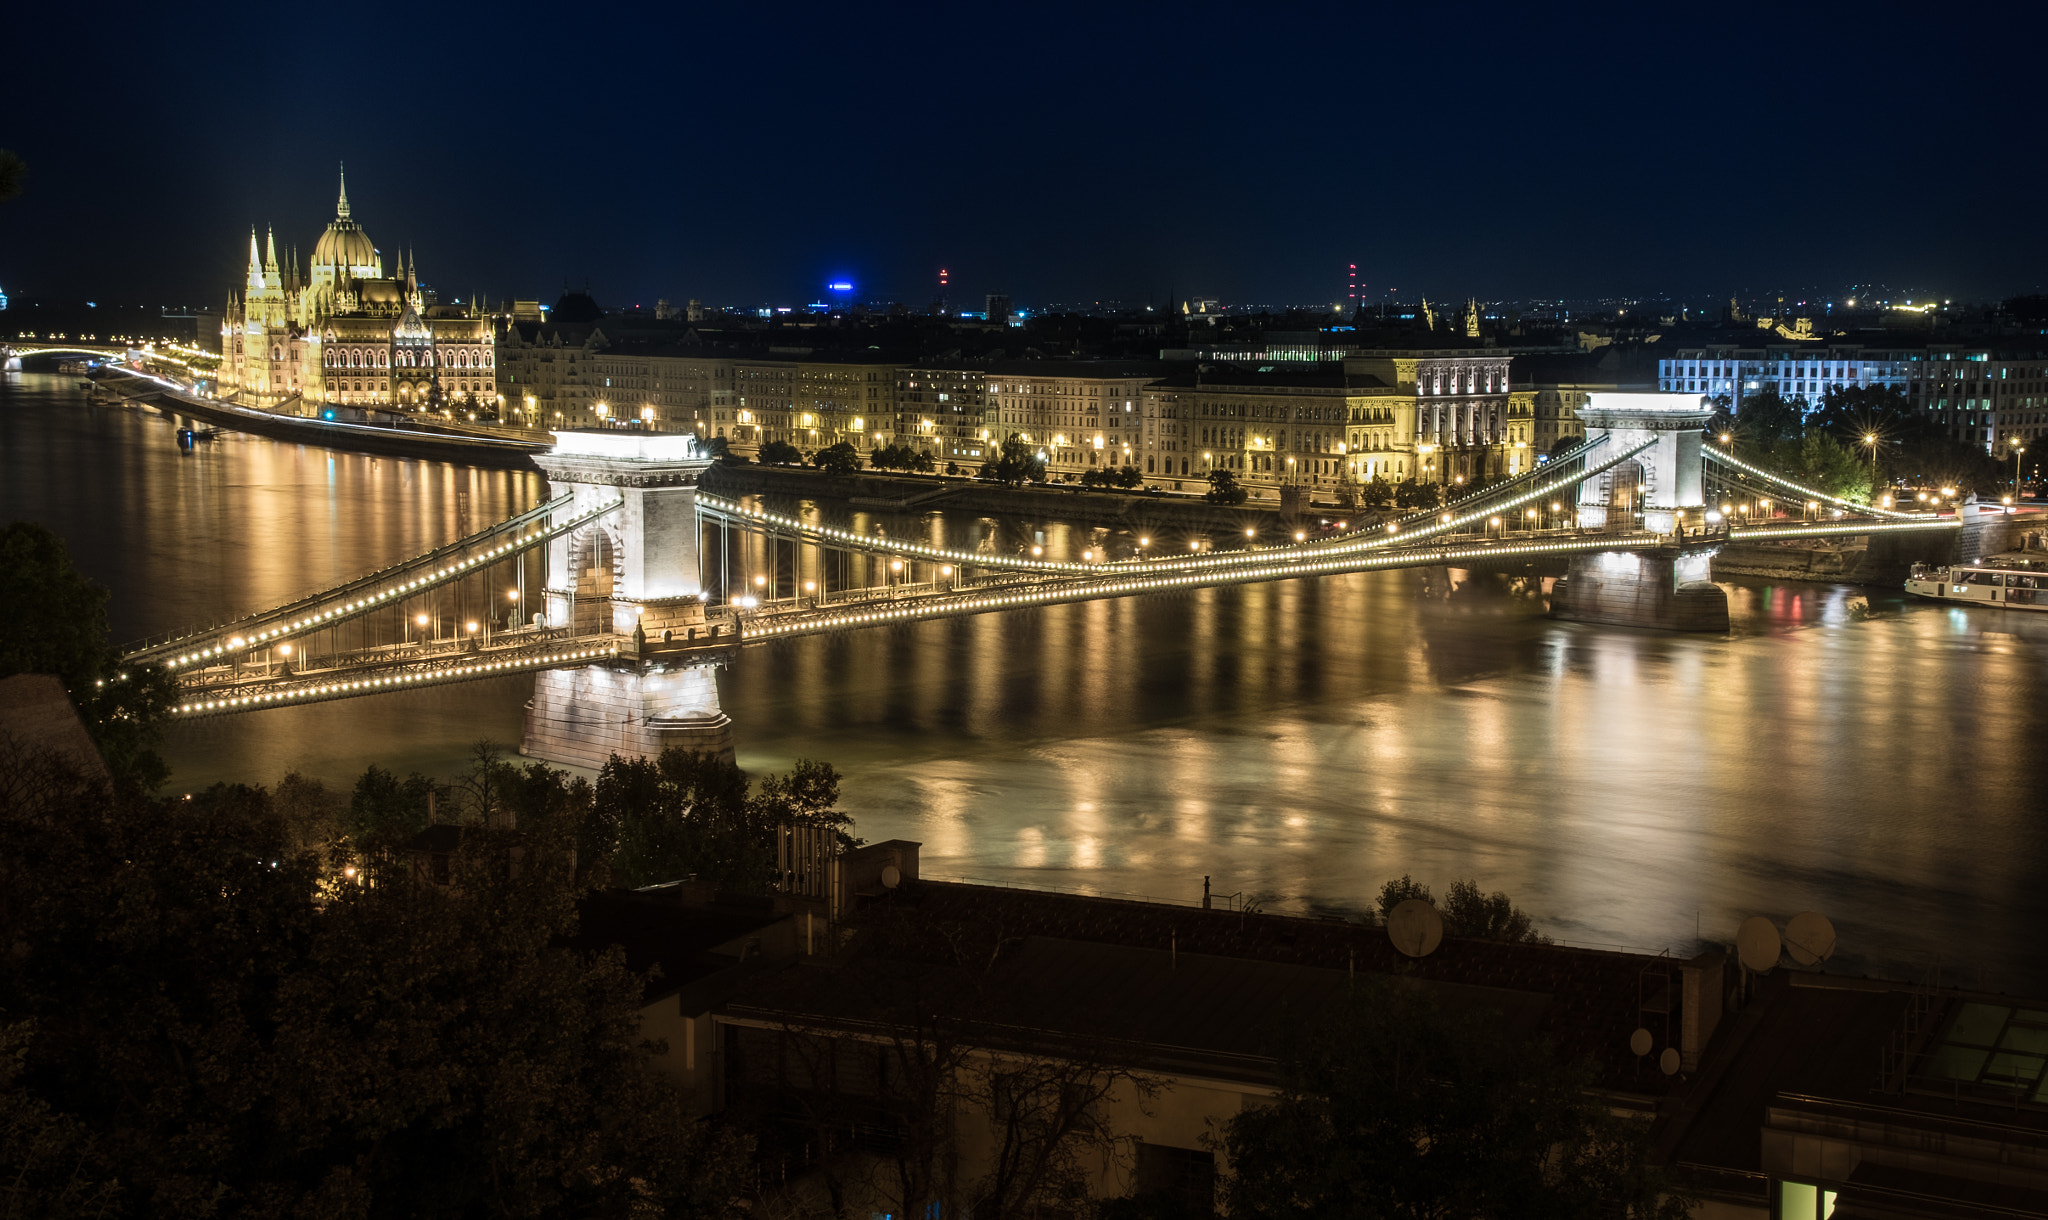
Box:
6, 3, 2048, 309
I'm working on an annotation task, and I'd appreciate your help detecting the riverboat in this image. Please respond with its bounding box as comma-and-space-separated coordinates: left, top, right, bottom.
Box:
1905, 561, 2048, 611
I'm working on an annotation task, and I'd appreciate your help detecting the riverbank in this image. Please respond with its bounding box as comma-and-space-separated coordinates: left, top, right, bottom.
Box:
94, 369, 546, 471
701, 462, 1363, 534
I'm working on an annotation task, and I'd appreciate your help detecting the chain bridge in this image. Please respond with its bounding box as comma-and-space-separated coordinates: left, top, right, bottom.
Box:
130, 392, 1958, 768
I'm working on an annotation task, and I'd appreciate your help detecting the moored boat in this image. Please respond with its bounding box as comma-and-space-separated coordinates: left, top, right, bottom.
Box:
1905, 561, 2048, 610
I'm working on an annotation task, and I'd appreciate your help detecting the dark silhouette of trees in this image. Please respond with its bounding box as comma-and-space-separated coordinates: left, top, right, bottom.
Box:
1203, 468, 1247, 505
0, 522, 176, 789
0, 747, 753, 1218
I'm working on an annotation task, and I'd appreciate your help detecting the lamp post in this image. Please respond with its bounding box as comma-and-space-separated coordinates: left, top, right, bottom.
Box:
1864, 432, 1879, 494
2011, 440, 2027, 501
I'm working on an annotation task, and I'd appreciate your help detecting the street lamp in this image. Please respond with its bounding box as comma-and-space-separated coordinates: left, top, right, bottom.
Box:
1864, 432, 1879, 490
2010, 439, 2027, 500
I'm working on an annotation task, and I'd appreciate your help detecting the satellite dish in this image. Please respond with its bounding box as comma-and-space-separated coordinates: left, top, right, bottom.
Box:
1784, 912, 1836, 965
880, 864, 901, 889
1659, 1047, 1681, 1076
1736, 915, 1781, 973
1386, 899, 1444, 958
1630, 1028, 1654, 1057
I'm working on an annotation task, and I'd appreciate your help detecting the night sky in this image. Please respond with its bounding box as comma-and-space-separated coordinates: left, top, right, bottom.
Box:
5, 1, 2043, 310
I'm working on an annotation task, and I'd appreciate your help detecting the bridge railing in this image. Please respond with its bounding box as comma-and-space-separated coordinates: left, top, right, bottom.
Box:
127, 494, 622, 669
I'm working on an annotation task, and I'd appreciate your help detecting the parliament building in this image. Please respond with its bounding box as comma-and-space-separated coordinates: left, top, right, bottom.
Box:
219, 170, 496, 413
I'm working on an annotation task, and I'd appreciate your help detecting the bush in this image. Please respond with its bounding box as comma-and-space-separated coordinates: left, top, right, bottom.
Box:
814, 441, 859, 475
759, 439, 802, 465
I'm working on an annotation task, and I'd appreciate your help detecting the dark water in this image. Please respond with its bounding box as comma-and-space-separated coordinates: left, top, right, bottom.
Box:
7, 372, 2047, 992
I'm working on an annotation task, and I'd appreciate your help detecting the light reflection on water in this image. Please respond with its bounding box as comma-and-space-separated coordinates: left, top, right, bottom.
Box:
6, 372, 2046, 992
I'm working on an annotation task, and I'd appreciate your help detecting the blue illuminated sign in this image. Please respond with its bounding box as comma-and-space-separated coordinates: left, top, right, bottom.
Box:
827, 281, 853, 292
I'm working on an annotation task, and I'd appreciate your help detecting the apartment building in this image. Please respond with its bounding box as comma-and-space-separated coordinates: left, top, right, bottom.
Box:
897, 366, 991, 466
1657, 342, 2048, 449
985, 361, 1172, 480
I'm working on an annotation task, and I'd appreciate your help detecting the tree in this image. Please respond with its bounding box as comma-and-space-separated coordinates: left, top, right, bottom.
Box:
979, 436, 1046, 487
760, 439, 802, 465
1203, 468, 1247, 506
1729, 387, 1803, 448
1112, 464, 1144, 489
347, 762, 438, 850
0, 741, 754, 1218
1375, 873, 1431, 919
1785, 432, 1872, 503
1440, 878, 1545, 943
699, 435, 730, 460
592, 748, 851, 892
0, 522, 175, 789
814, 441, 860, 475
1393, 478, 1438, 510
1216, 979, 1691, 1220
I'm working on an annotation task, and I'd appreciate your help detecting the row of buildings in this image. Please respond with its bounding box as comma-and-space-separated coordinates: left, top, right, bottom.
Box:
496, 320, 1617, 497
1656, 341, 2048, 452
216, 175, 2048, 499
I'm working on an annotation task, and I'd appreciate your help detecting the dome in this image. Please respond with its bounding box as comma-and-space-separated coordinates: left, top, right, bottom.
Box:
311, 218, 378, 270
309, 166, 380, 273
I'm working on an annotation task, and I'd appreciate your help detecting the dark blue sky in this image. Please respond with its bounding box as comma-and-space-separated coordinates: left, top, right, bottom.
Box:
5, 1, 2042, 310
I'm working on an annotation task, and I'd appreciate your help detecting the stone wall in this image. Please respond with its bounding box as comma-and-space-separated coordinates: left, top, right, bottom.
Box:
1551, 549, 1730, 631
522, 661, 733, 770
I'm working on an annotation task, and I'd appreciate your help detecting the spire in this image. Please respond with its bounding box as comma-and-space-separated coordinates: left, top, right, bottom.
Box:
247, 228, 265, 295
336, 162, 351, 220
264, 226, 279, 272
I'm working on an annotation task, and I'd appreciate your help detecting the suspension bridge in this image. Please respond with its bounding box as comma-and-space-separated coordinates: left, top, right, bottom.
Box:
128, 392, 1960, 768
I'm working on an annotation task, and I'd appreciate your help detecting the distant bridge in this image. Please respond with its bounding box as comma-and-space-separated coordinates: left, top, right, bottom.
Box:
126, 391, 1959, 767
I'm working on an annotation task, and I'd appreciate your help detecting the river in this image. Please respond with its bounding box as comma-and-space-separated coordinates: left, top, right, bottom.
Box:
6, 371, 2046, 992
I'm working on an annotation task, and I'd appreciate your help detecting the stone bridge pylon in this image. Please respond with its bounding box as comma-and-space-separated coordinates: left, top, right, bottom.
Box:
521, 432, 734, 768
1552, 392, 1729, 631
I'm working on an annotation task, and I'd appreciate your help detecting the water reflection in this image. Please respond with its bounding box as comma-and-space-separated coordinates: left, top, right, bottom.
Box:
5, 372, 2046, 991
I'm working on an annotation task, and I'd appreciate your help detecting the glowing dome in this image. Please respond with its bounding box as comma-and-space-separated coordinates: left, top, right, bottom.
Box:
309, 167, 380, 274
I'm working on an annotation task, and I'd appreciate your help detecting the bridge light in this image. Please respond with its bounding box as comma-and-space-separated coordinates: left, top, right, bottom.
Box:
278, 643, 292, 656
415, 614, 428, 626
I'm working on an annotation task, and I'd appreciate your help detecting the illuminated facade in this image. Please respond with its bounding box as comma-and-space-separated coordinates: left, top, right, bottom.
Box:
986, 362, 1164, 480
219, 170, 495, 413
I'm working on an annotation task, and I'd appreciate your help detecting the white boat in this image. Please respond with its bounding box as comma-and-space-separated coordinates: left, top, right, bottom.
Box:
1905, 562, 2048, 611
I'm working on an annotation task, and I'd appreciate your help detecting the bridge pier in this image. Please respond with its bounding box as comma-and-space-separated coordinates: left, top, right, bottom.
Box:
522, 657, 734, 769
1550, 545, 1729, 632
523, 432, 737, 767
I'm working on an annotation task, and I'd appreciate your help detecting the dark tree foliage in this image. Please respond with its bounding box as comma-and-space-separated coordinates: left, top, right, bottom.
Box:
1393, 479, 1439, 510
0, 521, 176, 789
813, 442, 861, 475
592, 749, 852, 891
1730, 387, 1805, 447
1079, 465, 1144, 490
1203, 468, 1247, 506
0, 745, 752, 1219
347, 764, 439, 850
759, 439, 803, 465
869, 443, 936, 473
1216, 979, 1692, 1220
979, 436, 1047, 487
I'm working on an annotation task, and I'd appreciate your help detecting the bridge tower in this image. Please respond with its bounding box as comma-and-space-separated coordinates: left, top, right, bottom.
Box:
1552, 392, 1729, 631
522, 432, 734, 767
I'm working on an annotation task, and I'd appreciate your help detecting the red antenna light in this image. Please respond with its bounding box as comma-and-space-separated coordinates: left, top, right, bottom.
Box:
939, 267, 950, 286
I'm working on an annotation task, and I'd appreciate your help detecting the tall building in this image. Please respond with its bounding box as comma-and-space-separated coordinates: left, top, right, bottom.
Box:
1656, 342, 2048, 449
219, 169, 496, 414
